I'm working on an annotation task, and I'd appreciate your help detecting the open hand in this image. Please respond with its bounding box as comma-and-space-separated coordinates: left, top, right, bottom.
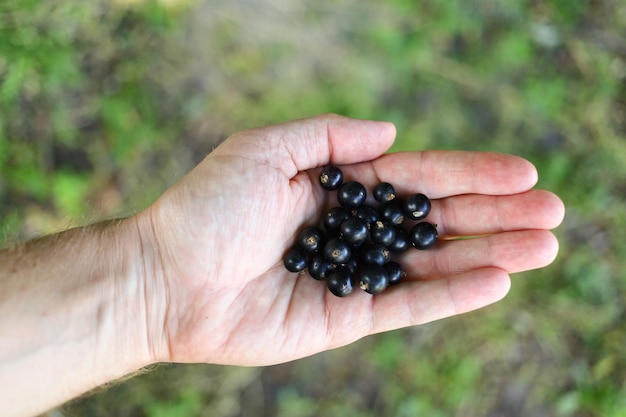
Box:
139, 114, 564, 366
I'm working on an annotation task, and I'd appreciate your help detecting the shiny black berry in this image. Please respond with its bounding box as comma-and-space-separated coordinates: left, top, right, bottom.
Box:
319, 166, 344, 190
327, 268, 354, 297
339, 256, 358, 275
370, 220, 396, 246
384, 261, 406, 285
323, 238, 352, 264
354, 204, 380, 224
283, 247, 308, 273
286, 173, 441, 295
359, 265, 389, 295
360, 244, 391, 266
380, 201, 405, 226
308, 255, 334, 280
403, 193, 431, 220
409, 222, 438, 250
340, 217, 369, 247
337, 181, 367, 210
324, 206, 350, 234
297, 226, 326, 253
373, 182, 396, 203
388, 226, 410, 253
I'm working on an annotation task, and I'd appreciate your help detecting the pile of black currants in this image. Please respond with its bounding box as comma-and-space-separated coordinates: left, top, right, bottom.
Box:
283, 165, 439, 297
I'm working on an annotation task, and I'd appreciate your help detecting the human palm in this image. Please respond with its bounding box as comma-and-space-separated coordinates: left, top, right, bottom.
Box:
142, 114, 564, 366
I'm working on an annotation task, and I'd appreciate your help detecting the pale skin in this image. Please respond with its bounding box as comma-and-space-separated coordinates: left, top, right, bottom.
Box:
0, 114, 565, 417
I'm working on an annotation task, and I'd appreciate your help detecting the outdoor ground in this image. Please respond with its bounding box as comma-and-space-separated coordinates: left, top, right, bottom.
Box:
1, 0, 625, 416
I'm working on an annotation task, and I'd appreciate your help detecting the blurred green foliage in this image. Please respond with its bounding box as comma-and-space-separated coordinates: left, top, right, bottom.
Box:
0, 0, 189, 237
2, 0, 625, 416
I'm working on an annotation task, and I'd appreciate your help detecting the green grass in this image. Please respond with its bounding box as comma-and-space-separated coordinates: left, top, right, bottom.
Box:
2, 0, 625, 416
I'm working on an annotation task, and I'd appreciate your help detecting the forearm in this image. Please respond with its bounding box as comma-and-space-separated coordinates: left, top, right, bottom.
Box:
0, 218, 156, 417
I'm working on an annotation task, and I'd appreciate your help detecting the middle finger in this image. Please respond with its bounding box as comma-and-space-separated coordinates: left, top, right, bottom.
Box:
426, 189, 564, 238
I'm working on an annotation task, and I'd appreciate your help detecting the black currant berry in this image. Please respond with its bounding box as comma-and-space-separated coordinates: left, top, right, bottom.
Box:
327, 268, 354, 297
370, 220, 396, 246
384, 261, 406, 285
324, 206, 350, 234
297, 226, 326, 253
373, 182, 396, 203
308, 255, 334, 280
354, 204, 380, 224
339, 256, 358, 275
285, 171, 441, 295
380, 201, 405, 226
409, 222, 438, 250
337, 181, 367, 210
388, 226, 410, 253
319, 166, 343, 190
359, 265, 389, 295
323, 238, 352, 264
403, 193, 431, 220
283, 247, 308, 273
340, 217, 369, 247
360, 244, 391, 266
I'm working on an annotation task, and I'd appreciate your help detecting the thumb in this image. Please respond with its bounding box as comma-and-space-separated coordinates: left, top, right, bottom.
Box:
214, 113, 397, 178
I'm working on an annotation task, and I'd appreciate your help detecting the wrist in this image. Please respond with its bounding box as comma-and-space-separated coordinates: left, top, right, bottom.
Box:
93, 217, 161, 373
130, 209, 172, 364
0, 218, 158, 416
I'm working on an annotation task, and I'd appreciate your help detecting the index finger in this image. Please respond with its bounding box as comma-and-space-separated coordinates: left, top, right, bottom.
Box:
371, 150, 538, 198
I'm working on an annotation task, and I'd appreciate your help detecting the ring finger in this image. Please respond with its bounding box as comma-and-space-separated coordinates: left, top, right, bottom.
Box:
399, 229, 559, 280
